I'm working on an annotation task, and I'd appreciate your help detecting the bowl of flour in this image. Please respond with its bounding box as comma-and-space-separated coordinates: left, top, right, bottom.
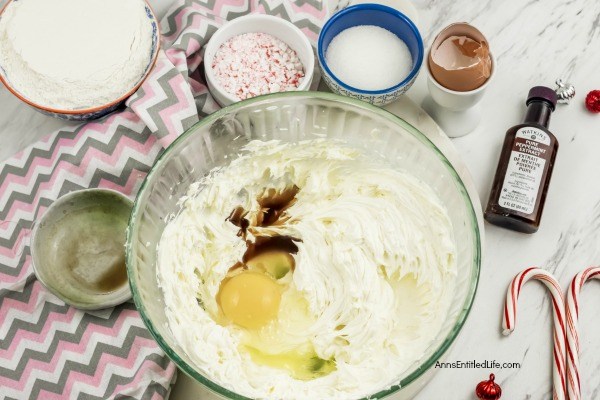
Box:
0, 0, 159, 120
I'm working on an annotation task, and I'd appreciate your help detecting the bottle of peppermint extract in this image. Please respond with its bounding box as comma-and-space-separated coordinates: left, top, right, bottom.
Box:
484, 86, 559, 233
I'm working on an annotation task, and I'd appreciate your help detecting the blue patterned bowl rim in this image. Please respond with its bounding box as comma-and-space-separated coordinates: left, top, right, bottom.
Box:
317, 3, 424, 95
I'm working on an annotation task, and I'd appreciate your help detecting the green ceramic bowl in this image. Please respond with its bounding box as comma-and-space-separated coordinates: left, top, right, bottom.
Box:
32, 189, 133, 310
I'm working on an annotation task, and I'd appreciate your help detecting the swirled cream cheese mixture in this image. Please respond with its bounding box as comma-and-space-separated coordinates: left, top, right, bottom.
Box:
0, 0, 153, 110
158, 139, 457, 399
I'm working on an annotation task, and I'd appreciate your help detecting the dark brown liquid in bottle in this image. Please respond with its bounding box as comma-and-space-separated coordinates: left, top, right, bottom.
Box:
484, 100, 559, 233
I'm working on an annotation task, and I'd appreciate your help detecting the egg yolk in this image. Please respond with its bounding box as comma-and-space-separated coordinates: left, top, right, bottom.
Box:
246, 250, 294, 279
218, 271, 281, 329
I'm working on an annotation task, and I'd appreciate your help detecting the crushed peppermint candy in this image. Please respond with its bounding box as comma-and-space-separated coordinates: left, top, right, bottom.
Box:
211, 32, 305, 100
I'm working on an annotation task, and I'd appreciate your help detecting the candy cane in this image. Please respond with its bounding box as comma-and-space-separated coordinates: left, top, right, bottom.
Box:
503, 267, 566, 400
565, 267, 600, 400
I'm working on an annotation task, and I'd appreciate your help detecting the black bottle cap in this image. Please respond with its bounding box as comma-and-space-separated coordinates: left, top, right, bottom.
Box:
526, 86, 558, 110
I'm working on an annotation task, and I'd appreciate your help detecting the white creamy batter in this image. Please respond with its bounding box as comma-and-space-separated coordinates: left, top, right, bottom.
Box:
158, 140, 457, 399
0, 0, 153, 110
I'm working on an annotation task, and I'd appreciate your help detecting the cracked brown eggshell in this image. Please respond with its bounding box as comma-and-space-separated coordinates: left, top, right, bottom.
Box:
428, 23, 492, 92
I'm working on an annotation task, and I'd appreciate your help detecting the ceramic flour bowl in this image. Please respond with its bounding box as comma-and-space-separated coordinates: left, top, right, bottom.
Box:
318, 4, 424, 106
127, 92, 481, 399
0, 0, 160, 121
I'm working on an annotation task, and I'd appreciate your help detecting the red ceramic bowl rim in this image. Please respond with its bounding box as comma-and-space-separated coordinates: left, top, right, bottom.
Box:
0, 0, 161, 115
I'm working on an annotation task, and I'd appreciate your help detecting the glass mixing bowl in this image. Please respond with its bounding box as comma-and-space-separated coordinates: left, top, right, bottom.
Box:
127, 92, 481, 399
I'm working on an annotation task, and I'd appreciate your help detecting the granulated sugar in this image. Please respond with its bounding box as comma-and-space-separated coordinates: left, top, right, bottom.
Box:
211, 32, 305, 100
325, 25, 412, 91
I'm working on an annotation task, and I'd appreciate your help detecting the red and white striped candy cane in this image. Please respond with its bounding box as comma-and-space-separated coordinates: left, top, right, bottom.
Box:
565, 267, 600, 400
503, 267, 567, 400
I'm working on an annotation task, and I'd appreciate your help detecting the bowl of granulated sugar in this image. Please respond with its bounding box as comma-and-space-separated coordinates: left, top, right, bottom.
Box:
204, 14, 315, 107
318, 4, 423, 106
0, 0, 159, 120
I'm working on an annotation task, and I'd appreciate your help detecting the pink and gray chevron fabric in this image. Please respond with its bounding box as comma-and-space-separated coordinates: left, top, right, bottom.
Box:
0, 0, 329, 398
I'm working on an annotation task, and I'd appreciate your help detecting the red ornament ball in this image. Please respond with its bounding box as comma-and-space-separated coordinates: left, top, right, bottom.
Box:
476, 373, 502, 399
585, 90, 600, 113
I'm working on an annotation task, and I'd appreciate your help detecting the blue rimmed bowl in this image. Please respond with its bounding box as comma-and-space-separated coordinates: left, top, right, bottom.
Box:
0, 0, 160, 121
318, 4, 424, 106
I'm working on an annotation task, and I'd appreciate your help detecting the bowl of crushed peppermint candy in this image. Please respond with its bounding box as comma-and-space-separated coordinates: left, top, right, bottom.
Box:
203, 14, 315, 107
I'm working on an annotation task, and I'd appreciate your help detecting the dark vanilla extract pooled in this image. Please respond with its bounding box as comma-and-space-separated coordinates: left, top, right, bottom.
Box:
222, 185, 302, 282
256, 185, 299, 226
226, 185, 299, 238
226, 206, 250, 238
224, 186, 301, 275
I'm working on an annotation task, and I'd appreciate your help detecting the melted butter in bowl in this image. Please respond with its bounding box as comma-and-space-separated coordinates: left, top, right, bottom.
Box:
32, 189, 133, 309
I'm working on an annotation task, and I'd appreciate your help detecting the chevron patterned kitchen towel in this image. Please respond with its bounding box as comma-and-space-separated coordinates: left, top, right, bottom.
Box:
0, 1, 329, 398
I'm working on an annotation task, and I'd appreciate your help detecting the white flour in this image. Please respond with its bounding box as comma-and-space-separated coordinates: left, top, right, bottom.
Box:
0, 0, 153, 110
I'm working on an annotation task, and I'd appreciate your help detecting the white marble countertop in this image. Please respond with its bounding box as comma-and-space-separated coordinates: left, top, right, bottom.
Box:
1, 0, 600, 399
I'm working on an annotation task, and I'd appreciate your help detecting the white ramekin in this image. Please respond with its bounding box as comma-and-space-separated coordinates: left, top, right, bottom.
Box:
204, 14, 315, 107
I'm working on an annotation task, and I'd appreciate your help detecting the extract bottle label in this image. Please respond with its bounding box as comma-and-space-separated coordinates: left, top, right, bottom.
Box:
498, 127, 551, 214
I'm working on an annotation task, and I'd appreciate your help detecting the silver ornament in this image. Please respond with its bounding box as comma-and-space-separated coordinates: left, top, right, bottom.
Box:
555, 79, 575, 104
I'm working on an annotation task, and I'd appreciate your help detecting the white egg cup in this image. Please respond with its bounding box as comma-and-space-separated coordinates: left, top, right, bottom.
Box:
423, 53, 495, 138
